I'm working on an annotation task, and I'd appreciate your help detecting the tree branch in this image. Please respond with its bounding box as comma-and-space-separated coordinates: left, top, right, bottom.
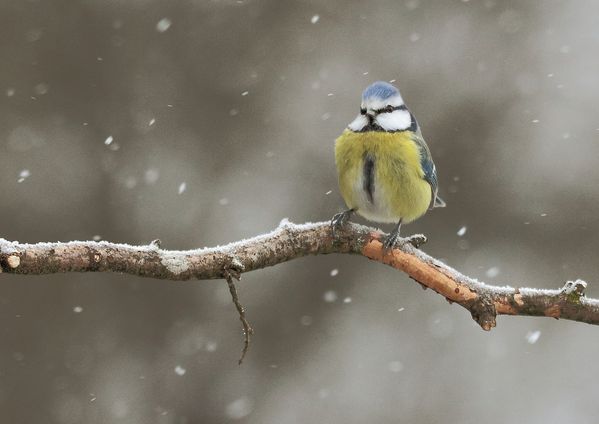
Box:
1, 220, 598, 331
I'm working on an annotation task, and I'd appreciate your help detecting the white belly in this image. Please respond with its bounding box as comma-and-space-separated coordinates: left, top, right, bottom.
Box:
350, 173, 400, 224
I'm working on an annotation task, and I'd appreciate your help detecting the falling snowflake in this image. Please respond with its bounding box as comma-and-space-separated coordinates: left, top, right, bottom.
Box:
17, 169, 30, 183
34, 83, 49, 95
323, 290, 337, 303
226, 397, 254, 420
526, 330, 541, 344
144, 168, 160, 185
485, 267, 500, 278
156, 18, 172, 32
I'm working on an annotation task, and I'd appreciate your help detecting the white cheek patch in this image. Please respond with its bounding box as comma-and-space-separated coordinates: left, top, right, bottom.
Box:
375, 110, 412, 131
348, 115, 368, 131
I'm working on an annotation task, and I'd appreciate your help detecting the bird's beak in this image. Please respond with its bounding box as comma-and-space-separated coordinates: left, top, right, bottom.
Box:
366, 112, 375, 124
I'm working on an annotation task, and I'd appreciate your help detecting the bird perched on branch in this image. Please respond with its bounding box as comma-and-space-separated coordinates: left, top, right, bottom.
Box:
332, 81, 445, 249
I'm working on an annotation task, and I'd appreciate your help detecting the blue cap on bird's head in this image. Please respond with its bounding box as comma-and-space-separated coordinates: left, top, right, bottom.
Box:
361, 81, 404, 110
362, 81, 399, 101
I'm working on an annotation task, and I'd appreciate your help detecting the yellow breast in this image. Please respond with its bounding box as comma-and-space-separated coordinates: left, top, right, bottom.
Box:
334, 130, 431, 223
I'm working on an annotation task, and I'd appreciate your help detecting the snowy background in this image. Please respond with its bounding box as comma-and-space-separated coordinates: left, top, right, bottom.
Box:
2, 0, 599, 423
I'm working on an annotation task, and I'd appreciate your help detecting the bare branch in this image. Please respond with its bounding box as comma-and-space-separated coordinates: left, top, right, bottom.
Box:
1, 220, 598, 330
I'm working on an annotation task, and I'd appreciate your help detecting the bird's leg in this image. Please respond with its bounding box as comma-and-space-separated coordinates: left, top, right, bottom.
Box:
383, 219, 403, 250
330, 208, 355, 237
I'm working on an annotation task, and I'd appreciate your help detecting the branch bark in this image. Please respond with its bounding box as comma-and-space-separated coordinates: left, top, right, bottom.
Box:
1, 220, 598, 331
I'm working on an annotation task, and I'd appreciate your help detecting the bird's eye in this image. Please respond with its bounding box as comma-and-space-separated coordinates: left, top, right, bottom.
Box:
373, 105, 397, 114
360, 108, 367, 115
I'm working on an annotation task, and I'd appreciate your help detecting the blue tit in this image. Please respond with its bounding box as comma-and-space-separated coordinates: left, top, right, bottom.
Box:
332, 81, 445, 248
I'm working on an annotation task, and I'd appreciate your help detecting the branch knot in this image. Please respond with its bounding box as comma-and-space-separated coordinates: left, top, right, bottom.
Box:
468, 295, 497, 331
560, 279, 587, 304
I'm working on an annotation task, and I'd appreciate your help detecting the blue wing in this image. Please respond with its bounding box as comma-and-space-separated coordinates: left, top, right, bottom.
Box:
412, 131, 445, 209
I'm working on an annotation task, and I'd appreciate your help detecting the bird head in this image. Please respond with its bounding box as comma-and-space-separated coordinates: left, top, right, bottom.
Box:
347, 81, 413, 132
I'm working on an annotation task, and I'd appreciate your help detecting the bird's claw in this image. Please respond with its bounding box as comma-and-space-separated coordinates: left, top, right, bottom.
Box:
382, 231, 400, 250
330, 209, 353, 238
383, 233, 427, 252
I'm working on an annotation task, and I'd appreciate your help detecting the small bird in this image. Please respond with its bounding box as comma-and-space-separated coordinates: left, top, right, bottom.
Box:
332, 81, 445, 248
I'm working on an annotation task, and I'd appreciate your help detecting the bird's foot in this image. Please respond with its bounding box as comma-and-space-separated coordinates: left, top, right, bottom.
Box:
382, 233, 428, 251
330, 209, 354, 238
382, 231, 401, 251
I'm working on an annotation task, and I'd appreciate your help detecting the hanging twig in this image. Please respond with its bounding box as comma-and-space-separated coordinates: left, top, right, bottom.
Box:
223, 264, 253, 365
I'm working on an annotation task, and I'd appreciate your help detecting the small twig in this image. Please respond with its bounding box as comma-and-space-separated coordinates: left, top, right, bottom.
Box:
223, 267, 253, 365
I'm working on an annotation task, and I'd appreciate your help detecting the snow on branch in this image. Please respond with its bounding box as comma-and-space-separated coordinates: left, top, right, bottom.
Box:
1, 220, 598, 334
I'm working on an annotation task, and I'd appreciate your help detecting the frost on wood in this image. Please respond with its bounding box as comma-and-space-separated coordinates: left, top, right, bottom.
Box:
160, 252, 190, 275
0, 221, 599, 330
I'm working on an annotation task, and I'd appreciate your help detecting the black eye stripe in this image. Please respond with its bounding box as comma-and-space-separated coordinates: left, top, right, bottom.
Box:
373, 105, 407, 114
352, 109, 418, 133
360, 104, 407, 116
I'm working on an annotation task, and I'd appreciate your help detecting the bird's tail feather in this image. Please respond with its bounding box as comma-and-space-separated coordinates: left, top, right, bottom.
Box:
434, 195, 446, 208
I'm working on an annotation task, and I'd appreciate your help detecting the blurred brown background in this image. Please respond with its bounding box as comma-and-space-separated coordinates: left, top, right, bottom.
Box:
2, 0, 599, 422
